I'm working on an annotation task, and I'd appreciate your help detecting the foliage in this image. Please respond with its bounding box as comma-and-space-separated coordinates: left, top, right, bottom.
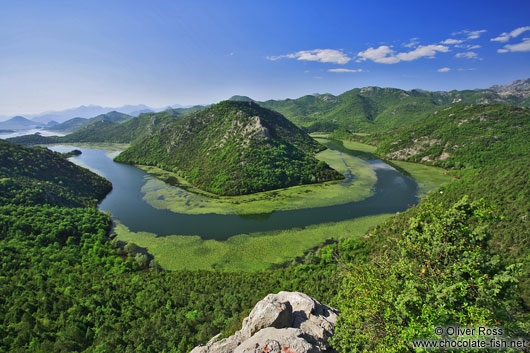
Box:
0, 140, 111, 207
332, 197, 522, 352
364, 104, 529, 169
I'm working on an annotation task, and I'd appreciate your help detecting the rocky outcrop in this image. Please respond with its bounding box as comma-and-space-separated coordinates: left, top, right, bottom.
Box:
190, 291, 338, 353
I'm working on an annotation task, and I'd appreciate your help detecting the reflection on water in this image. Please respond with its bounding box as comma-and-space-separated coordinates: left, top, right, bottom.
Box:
50, 145, 418, 240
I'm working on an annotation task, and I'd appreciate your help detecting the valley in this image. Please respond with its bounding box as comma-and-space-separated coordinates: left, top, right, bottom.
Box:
46, 136, 446, 270
1, 83, 528, 352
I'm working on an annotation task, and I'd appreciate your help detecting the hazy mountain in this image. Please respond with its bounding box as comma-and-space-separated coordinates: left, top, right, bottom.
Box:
0, 116, 40, 129
27, 104, 152, 123
48, 111, 133, 133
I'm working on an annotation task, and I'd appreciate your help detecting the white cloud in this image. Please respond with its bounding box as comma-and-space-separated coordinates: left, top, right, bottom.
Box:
267, 49, 351, 64
451, 29, 487, 40
328, 68, 363, 73
357, 45, 398, 63
455, 51, 479, 59
491, 26, 530, 42
441, 38, 463, 45
438, 67, 451, 72
498, 37, 530, 53
403, 37, 420, 48
357, 44, 449, 64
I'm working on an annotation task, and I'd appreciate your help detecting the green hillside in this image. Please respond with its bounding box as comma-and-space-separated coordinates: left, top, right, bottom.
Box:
332, 104, 530, 315
257, 86, 530, 132
116, 100, 343, 195
48, 111, 133, 133
363, 104, 529, 168
0, 140, 111, 207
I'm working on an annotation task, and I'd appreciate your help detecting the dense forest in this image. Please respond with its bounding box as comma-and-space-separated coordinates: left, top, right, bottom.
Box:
116, 100, 343, 195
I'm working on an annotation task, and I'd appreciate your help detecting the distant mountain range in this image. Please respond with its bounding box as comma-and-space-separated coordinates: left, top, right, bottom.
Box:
2, 78, 528, 133
227, 78, 530, 132
0, 103, 191, 125
0, 116, 58, 130
48, 111, 133, 133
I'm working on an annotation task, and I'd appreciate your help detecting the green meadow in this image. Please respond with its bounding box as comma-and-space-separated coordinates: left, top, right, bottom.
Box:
387, 160, 455, 197
113, 213, 392, 271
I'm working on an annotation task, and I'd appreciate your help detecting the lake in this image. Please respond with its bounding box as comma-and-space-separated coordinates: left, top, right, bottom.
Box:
49, 145, 418, 240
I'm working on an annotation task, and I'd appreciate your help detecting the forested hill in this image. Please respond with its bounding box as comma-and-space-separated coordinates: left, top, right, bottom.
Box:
341, 103, 530, 310
0, 140, 111, 207
115, 101, 343, 195
361, 104, 529, 169
240, 81, 530, 132
47, 111, 133, 133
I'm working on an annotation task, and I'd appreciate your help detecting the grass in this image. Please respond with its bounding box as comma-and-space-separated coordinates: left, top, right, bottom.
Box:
114, 213, 393, 271
386, 160, 455, 197
138, 148, 377, 215
341, 140, 377, 153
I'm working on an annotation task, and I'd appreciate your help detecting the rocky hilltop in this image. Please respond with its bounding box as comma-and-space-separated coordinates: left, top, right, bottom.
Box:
115, 101, 343, 196
191, 291, 338, 353
490, 78, 530, 92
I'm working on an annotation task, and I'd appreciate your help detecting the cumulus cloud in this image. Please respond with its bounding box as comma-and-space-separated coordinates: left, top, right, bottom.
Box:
357, 45, 398, 63
491, 26, 530, 42
267, 49, 351, 64
498, 38, 530, 53
438, 67, 451, 72
441, 38, 464, 45
455, 51, 479, 59
403, 37, 420, 48
328, 68, 363, 73
457, 29, 487, 40
357, 44, 449, 64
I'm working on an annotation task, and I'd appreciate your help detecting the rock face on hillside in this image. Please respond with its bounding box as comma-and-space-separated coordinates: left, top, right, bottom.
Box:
190, 292, 338, 353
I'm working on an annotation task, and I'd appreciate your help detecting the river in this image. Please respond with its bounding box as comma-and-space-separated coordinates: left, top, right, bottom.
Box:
49, 145, 418, 240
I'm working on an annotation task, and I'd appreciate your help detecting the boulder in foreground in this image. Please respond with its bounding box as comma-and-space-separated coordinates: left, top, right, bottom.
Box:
190, 291, 338, 353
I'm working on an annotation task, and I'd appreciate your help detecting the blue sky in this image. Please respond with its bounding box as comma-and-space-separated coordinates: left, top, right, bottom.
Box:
1, 0, 529, 115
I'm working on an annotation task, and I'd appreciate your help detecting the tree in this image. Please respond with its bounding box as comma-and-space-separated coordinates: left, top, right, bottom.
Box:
135, 253, 148, 268
332, 197, 520, 352
124, 242, 138, 257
